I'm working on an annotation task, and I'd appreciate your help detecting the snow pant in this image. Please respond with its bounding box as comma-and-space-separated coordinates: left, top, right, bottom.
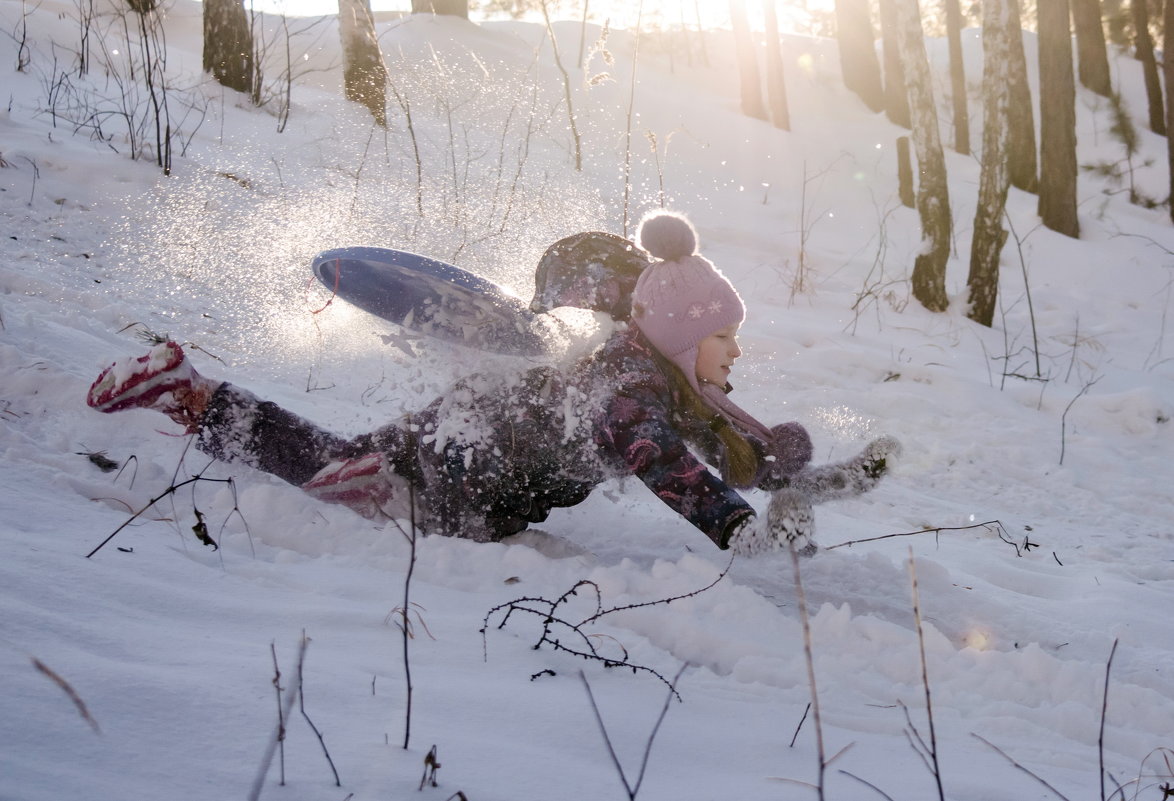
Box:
195, 383, 593, 541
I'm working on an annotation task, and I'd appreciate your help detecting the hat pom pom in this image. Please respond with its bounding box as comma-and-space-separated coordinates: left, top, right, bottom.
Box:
638, 211, 697, 262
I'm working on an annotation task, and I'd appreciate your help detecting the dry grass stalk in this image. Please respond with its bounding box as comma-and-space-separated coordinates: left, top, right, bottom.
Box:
31, 657, 100, 734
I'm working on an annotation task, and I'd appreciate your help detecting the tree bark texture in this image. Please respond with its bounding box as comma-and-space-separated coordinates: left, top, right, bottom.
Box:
339, 0, 388, 126
1070, 0, 1112, 95
897, 135, 915, 207
763, 0, 791, 130
1132, 0, 1166, 134
894, 0, 951, 311
878, 0, 910, 127
835, 0, 885, 112
1006, 0, 1038, 193
1037, 0, 1080, 237
968, 0, 1015, 327
1165, 0, 1174, 222
203, 0, 253, 95
944, 0, 970, 154
729, 0, 768, 120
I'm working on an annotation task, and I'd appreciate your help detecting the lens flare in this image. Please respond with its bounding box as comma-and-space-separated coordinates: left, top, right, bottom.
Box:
963, 627, 992, 651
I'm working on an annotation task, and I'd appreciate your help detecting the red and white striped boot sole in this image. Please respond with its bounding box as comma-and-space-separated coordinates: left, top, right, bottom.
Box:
87, 341, 194, 414
302, 453, 411, 521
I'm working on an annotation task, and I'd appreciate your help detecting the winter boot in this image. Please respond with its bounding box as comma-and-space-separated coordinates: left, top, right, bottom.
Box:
87, 341, 219, 432
301, 452, 415, 522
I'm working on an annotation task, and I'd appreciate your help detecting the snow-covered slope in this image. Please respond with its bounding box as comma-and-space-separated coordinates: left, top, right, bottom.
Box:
1, 2, 1172, 799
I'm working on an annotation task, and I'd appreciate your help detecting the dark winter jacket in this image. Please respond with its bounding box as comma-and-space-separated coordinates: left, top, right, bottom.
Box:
197, 326, 808, 548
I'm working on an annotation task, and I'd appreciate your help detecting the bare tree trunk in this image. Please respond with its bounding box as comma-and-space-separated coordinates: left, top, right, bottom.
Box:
968, 0, 1015, 326
729, 0, 767, 120
1071, 0, 1112, 95
1038, 0, 1080, 237
203, 0, 253, 94
1165, 0, 1174, 222
1133, 0, 1166, 134
1006, 0, 1038, 193
339, 0, 387, 126
763, 0, 791, 130
897, 135, 915, 207
1102, 0, 1129, 47
895, 0, 951, 311
878, 0, 910, 127
944, 0, 970, 154
411, 0, 468, 16
836, 0, 885, 111
695, 0, 710, 67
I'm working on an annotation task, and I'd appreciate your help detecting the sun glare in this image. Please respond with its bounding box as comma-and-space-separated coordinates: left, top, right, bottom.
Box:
963, 627, 992, 651
249, 0, 829, 34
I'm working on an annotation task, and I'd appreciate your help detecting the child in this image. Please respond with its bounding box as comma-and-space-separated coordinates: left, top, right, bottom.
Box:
87, 211, 898, 555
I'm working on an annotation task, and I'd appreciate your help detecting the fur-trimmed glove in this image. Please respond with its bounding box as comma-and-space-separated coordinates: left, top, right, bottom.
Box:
728, 488, 817, 558
786, 435, 901, 504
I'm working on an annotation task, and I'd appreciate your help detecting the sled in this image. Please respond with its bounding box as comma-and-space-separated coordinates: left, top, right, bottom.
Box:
312, 233, 649, 356
311, 246, 555, 356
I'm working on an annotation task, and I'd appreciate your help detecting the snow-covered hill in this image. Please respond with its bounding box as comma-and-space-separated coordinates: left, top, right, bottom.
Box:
1, 2, 1172, 799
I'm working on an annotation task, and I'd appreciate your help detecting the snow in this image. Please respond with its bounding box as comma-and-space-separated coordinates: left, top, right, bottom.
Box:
2, 3, 1173, 800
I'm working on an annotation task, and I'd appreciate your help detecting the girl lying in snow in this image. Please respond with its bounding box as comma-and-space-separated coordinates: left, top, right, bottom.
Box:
86, 211, 898, 556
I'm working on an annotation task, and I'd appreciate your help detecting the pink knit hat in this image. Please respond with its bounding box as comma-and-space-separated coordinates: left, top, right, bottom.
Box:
631, 211, 773, 443
631, 210, 745, 391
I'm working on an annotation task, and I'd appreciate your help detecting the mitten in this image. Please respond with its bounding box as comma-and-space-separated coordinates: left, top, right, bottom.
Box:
765, 421, 814, 476
728, 488, 817, 557
786, 435, 901, 504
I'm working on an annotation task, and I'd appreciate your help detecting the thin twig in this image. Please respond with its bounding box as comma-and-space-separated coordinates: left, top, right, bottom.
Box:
1003, 212, 1042, 378
1107, 748, 1174, 801
908, 549, 946, 801
583, 556, 733, 625
86, 464, 237, 557
633, 662, 688, 796
31, 658, 100, 733
579, 662, 688, 800
1100, 639, 1119, 801
419, 745, 440, 790
838, 769, 898, 801
790, 544, 826, 801
582, 672, 633, 798
620, 0, 644, 236
483, 559, 730, 696
790, 702, 811, 748
899, 701, 936, 776
249, 638, 307, 801
539, 0, 582, 171
398, 449, 420, 749
1060, 376, 1101, 466
269, 643, 286, 785
297, 631, 340, 786
972, 732, 1074, 801
827, 520, 1010, 551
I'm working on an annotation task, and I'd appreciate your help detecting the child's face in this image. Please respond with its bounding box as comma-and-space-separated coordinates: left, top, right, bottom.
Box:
695, 323, 742, 387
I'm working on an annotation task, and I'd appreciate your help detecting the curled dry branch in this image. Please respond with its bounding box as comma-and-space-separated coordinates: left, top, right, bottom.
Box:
827, 520, 1030, 554
481, 557, 732, 695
